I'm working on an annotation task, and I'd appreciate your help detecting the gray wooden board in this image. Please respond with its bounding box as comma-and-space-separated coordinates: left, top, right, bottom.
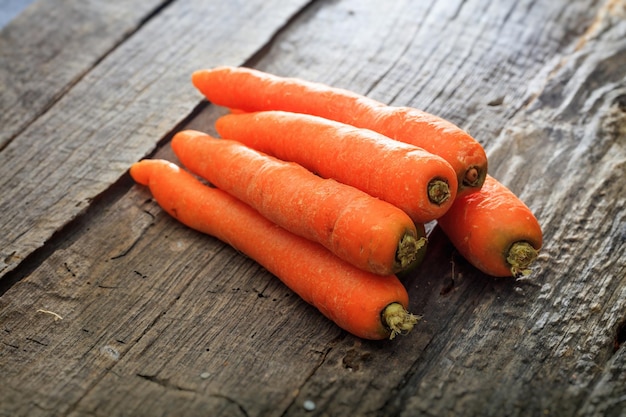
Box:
0, 165, 340, 416
245, 0, 626, 415
0, 0, 313, 278
0, 0, 167, 148
1, 0, 626, 416
242, 0, 626, 415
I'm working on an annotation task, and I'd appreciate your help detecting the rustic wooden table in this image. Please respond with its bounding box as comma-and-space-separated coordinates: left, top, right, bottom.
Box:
1, 0, 625, 416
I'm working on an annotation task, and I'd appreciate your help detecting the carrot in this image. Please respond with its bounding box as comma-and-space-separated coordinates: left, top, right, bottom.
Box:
130, 159, 419, 340
436, 175, 543, 277
171, 130, 427, 275
214, 111, 458, 224
192, 66, 487, 195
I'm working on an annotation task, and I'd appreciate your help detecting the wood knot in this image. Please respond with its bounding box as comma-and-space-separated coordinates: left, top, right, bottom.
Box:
342, 348, 371, 371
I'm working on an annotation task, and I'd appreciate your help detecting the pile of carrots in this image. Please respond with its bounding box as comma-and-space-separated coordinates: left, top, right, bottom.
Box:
130, 66, 543, 341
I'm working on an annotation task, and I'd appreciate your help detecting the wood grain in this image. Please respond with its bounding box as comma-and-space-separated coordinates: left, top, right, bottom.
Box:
0, 0, 313, 279
0, 0, 167, 148
1, 0, 625, 416
189, 0, 626, 415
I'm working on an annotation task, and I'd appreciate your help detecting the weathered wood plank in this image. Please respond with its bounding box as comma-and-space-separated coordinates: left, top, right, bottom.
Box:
1, 0, 625, 416
0, 0, 167, 148
241, 0, 626, 415
0, 171, 339, 416
0, 0, 313, 279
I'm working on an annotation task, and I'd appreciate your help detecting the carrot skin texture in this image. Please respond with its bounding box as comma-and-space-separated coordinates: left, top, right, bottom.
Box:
214, 111, 458, 224
192, 66, 487, 194
436, 175, 543, 277
171, 130, 426, 275
130, 159, 414, 340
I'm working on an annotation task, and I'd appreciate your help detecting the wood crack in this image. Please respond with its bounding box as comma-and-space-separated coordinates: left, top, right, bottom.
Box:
240, 0, 319, 70
519, 0, 625, 114
135, 374, 251, 417
0, 0, 179, 153
209, 394, 251, 417
136, 373, 196, 393
613, 316, 626, 353
279, 333, 346, 416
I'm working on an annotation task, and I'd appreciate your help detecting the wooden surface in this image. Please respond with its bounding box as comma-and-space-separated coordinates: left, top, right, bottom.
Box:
1, 0, 625, 416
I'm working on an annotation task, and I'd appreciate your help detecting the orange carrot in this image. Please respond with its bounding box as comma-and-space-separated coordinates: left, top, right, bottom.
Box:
192, 66, 487, 194
436, 175, 543, 277
214, 111, 458, 224
171, 130, 427, 275
130, 159, 419, 340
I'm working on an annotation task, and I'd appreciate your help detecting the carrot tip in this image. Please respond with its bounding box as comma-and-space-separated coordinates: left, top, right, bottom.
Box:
382, 303, 420, 340
394, 234, 427, 273
507, 241, 539, 277
427, 179, 452, 206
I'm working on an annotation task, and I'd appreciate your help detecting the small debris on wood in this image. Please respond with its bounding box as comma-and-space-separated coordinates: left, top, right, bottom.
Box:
36, 309, 63, 321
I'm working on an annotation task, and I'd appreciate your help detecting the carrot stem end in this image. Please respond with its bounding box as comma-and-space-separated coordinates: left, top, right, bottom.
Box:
427, 179, 451, 206
507, 241, 539, 277
394, 233, 427, 273
462, 165, 487, 189
382, 302, 420, 340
